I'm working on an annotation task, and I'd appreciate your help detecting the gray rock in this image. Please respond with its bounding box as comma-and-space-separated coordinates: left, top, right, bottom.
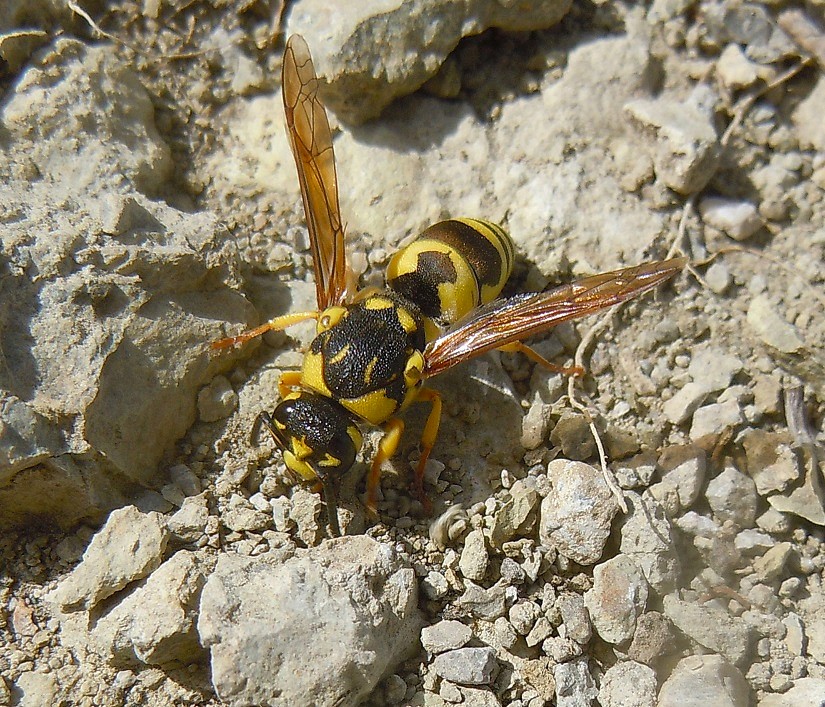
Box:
557, 593, 592, 645
197, 375, 238, 422
0, 41, 252, 529
455, 581, 507, 621
584, 556, 649, 645
289, 487, 324, 545
808, 616, 825, 663
421, 620, 472, 655
627, 611, 676, 666
223, 494, 271, 533
498, 557, 525, 585
455, 686, 502, 706
664, 383, 711, 426
757, 677, 825, 707
650, 445, 707, 514
521, 388, 555, 450
383, 674, 407, 704
706, 465, 759, 527
663, 595, 755, 667
792, 74, 825, 152
658, 654, 749, 707
286, 0, 572, 123
619, 493, 680, 594
766, 459, 825, 527
509, 600, 542, 636
432, 647, 499, 686
734, 529, 775, 554
741, 430, 800, 495
92, 550, 208, 666
540, 460, 620, 565
488, 481, 539, 549
544, 636, 582, 663
747, 296, 806, 354
624, 95, 720, 194
11, 672, 59, 707
752, 542, 794, 584
198, 536, 421, 706
699, 197, 762, 241
168, 464, 201, 497
49, 506, 169, 611
459, 529, 489, 582
550, 413, 596, 461
492, 617, 518, 650
614, 451, 658, 490
554, 657, 597, 707
687, 348, 744, 393
599, 661, 657, 707
703, 262, 732, 294
753, 377, 782, 416
525, 616, 553, 647
421, 571, 449, 600
167, 494, 210, 544
782, 613, 805, 657
676, 511, 722, 538
690, 400, 744, 440
756, 507, 793, 534
716, 44, 760, 90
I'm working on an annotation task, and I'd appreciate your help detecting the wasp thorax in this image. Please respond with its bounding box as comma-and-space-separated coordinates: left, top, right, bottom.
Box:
270, 392, 363, 482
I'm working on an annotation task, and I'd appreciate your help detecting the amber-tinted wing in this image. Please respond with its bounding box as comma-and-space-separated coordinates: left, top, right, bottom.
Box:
423, 257, 686, 377
283, 35, 349, 309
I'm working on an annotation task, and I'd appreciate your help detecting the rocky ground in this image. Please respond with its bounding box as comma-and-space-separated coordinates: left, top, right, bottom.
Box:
2, 1, 825, 706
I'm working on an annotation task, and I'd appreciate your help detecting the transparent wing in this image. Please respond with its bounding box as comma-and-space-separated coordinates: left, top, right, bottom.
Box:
283, 34, 349, 309
423, 258, 686, 377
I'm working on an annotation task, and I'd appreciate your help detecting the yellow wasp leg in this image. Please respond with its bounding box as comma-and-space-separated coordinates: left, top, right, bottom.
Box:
278, 371, 303, 398
366, 417, 405, 515
211, 311, 320, 350
497, 341, 584, 377
413, 387, 442, 512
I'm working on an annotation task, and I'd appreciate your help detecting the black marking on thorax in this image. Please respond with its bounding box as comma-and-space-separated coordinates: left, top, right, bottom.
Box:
310, 293, 425, 400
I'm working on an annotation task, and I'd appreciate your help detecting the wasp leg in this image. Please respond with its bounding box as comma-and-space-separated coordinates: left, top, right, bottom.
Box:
497, 341, 584, 377
211, 310, 320, 350
278, 371, 303, 398
366, 417, 405, 515
412, 388, 442, 512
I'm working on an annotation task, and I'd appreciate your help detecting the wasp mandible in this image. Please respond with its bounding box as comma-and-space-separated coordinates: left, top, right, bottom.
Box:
214, 35, 685, 534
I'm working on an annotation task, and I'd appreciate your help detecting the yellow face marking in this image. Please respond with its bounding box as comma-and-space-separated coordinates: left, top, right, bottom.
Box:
284, 451, 316, 481
318, 453, 341, 468
292, 436, 312, 460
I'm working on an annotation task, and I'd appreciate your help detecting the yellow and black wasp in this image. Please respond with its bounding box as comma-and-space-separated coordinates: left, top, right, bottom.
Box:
215, 35, 685, 535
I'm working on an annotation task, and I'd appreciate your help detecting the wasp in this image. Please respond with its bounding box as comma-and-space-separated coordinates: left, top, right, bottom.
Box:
214, 35, 685, 535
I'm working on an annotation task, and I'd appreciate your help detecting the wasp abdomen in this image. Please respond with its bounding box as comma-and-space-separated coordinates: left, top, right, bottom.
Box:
386, 218, 515, 333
